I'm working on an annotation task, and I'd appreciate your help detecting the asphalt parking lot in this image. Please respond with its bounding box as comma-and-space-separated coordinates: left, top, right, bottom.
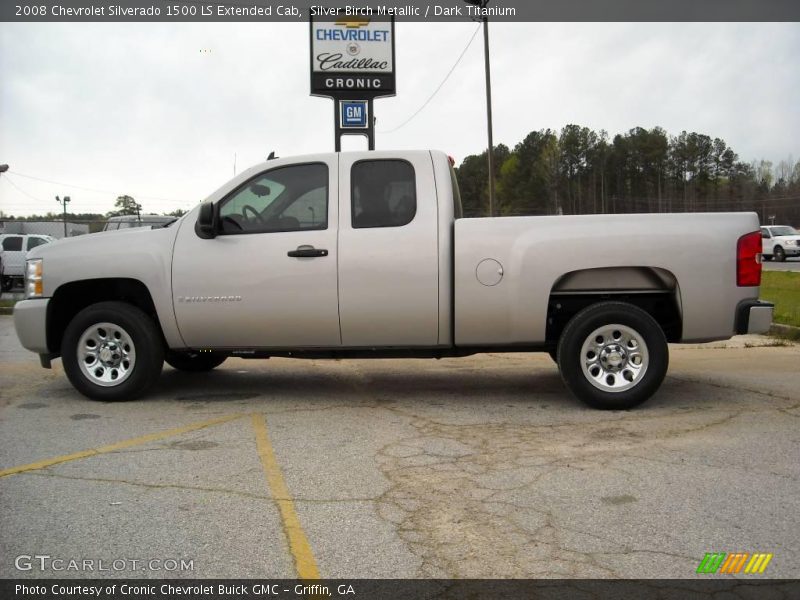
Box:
1, 315, 799, 579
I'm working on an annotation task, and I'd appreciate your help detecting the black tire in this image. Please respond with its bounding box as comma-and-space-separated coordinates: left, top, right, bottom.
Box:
61, 301, 164, 401
165, 351, 226, 372
557, 301, 668, 410
774, 246, 786, 262
762, 254, 772, 261
1, 277, 12, 292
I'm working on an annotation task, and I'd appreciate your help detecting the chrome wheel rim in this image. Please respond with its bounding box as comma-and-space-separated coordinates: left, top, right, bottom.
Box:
77, 322, 136, 387
580, 324, 649, 393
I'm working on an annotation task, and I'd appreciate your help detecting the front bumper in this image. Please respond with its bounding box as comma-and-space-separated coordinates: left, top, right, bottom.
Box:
13, 298, 50, 354
734, 299, 774, 335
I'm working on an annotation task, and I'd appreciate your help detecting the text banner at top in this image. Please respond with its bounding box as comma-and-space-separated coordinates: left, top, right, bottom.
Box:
3, 0, 800, 22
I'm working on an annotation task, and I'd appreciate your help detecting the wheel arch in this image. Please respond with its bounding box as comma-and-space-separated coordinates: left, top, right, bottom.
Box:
546, 266, 683, 344
47, 278, 165, 354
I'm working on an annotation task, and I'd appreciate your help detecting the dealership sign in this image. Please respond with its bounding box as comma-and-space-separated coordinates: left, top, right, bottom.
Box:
310, 17, 396, 98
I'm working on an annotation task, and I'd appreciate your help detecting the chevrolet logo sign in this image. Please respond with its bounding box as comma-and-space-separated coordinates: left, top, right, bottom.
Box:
335, 18, 370, 28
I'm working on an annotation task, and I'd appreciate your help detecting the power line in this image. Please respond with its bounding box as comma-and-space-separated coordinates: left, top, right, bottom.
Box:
8, 170, 179, 202
378, 24, 481, 135
0, 175, 47, 203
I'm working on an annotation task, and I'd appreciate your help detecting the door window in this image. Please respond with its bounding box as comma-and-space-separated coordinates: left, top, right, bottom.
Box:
351, 160, 416, 229
2, 237, 23, 251
218, 163, 328, 234
27, 237, 49, 250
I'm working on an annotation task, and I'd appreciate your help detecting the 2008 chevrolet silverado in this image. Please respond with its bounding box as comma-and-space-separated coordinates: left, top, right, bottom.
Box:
13, 150, 774, 409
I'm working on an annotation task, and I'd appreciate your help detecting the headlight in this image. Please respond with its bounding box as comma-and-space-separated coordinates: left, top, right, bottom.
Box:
25, 259, 43, 299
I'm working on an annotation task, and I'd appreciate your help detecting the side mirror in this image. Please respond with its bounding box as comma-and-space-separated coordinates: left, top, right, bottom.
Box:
196, 202, 218, 239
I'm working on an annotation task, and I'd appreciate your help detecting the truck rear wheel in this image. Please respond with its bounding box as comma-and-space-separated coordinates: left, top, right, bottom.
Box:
557, 301, 668, 410
61, 301, 164, 401
165, 351, 226, 372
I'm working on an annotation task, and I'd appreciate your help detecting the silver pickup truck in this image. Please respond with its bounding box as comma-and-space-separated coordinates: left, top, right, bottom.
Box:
13, 150, 773, 409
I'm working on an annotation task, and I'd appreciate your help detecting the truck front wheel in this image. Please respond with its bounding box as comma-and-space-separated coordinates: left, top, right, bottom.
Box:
61, 301, 164, 401
557, 302, 668, 410
165, 351, 226, 372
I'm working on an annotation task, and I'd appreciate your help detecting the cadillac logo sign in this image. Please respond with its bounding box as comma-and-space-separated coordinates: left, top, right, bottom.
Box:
310, 16, 396, 98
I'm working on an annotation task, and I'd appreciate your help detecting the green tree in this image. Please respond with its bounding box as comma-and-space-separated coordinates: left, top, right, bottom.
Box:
108, 195, 140, 217
454, 124, 797, 224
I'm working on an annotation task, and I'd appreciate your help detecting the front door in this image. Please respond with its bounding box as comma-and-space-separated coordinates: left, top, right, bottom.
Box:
172, 158, 341, 348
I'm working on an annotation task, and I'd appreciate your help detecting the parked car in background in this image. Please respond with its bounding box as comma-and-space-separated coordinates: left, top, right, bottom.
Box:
103, 215, 177, 231
760, 225, 800, 261
1, 234, 54, 292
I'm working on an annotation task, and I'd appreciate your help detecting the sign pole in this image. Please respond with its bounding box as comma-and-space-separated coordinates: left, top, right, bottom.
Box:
368, 98, 375, 150
482, 16, 495, 217
334, 100, 341, 152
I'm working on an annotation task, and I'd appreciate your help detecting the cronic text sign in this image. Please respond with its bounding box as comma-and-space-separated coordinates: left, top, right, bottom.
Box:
310, 17, 396, 98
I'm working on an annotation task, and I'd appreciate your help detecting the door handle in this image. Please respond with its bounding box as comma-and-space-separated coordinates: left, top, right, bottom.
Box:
287, 245, 328, 258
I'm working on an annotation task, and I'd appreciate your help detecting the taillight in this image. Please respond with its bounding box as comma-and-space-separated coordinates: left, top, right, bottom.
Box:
737, 231, 762, 287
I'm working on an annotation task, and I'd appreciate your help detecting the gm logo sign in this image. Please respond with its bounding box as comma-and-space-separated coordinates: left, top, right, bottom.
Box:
340, 100, 368, 129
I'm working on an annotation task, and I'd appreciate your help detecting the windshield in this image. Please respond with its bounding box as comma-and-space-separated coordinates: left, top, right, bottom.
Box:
770, 226, 798, 236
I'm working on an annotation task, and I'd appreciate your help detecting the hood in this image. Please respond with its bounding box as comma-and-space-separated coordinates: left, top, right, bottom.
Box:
26, 226, 163, 261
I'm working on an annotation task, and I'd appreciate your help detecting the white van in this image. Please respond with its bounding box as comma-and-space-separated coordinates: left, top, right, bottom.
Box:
1, 234, 55, 291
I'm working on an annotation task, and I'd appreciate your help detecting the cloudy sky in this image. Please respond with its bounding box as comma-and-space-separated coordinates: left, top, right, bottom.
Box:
0, 21, 798, 217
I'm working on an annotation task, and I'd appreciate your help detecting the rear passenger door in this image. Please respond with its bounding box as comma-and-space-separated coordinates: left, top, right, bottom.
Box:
337, 152, 440, 347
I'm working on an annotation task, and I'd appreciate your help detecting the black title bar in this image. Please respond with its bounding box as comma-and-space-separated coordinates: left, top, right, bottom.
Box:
3, 579, 800, 600
3, 0, 800, 22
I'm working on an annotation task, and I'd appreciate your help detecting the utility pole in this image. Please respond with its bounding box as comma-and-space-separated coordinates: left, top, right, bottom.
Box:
55, 195, 71, 238
464, 0, 495, 217
1, 165, 10, 220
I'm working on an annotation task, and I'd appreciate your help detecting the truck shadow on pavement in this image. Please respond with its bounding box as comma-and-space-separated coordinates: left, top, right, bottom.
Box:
148, 361, 750, 413
153, 362, 577, 407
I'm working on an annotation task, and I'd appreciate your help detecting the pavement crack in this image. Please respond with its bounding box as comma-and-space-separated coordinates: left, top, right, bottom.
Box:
22, 471, 271, 502
667, 374, 799, 403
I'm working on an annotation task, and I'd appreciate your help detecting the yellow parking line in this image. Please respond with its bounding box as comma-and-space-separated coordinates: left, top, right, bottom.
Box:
0, 414, 244, 478
251, 413, 320, 580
